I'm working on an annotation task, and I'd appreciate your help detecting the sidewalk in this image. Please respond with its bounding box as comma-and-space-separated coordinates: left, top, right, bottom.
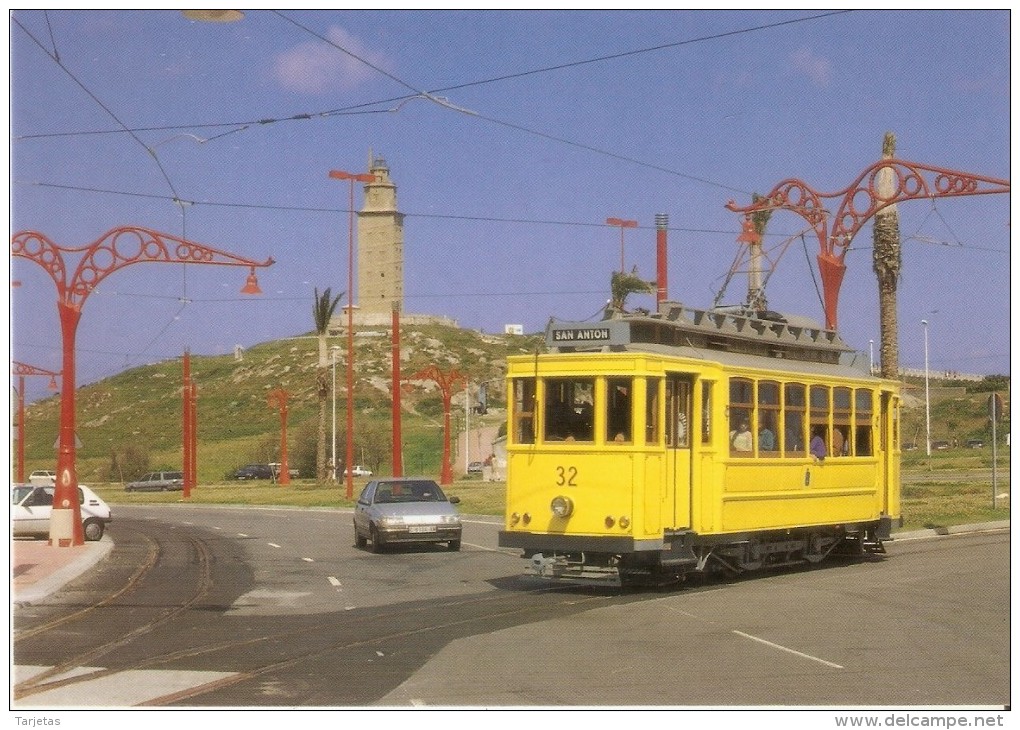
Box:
12, 537, 113, 605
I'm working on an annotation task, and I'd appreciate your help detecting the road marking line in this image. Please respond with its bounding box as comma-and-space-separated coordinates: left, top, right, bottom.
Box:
301, 557, 314, 562
267, 542, 281, 548
237, 533, 248, 538
464, 541, 519, 555
327, 577, 341, 587
732, 630, 843, 669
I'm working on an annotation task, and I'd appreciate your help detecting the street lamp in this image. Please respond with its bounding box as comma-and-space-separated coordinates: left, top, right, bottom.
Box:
329, 168, 376, 499
606, 217, 638, 273
922, 319, 931, 459
11, 226, 272, 546
331, 344, 340, 482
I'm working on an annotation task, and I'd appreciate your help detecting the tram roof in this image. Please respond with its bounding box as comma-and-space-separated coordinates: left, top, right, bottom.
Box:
544, 301, 874, 379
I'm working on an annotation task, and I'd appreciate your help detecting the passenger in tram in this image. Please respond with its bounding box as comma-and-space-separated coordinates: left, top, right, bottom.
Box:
730, 420, 753, 452
810, 427, 827, 461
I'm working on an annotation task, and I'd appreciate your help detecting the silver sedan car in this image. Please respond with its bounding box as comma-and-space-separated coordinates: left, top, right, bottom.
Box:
353, 478, 462, 552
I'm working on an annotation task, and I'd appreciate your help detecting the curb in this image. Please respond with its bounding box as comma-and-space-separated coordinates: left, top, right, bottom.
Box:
890, 519, 1010, 542
13, 538, 114, 606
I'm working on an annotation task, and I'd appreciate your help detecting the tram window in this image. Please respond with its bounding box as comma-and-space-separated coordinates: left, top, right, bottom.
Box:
729, 378, 754, 456
810, 385, 830, 456
607, 378, 633, 444
758, 380, 780, 456
666, 377, 691, 448
833, 387, 851, 456
784, 383, 806, 457
855, 388, 873, 456
701, 381, 713, 445
646, 378, 663, 445
544, 377, 594, 442
512, 378, 536, 445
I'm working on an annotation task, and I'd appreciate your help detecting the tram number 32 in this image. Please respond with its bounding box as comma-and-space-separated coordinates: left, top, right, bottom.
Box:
556, 466, 578, 487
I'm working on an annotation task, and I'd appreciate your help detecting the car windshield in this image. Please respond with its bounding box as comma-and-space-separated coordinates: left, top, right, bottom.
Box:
374, 481, 446, 504
12, 486, 33, 504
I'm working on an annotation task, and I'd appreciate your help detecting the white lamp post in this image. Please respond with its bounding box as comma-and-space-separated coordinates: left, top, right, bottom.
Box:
331, 345, 340, 482
922, 319, 931, 459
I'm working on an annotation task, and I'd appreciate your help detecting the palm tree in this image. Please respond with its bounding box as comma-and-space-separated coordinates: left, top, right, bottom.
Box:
748, 192, 773, 311
609, 268, 654, 314
313, 287, 343, 481
872, 132, 901, 379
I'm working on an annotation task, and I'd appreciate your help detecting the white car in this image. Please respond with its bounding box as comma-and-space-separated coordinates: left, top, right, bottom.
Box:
12, 484, 112, 541
347, 465, 373, 477
29, 469, 57, 486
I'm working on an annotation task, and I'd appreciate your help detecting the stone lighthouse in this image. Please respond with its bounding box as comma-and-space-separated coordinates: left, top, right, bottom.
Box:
356, 153, 404, 324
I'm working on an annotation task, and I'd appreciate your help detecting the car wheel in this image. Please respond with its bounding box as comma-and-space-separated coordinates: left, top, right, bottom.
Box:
83, 518, 104, 542
448, 539, 461, 552
370, 525, 384, 553
354, 524, 367, 549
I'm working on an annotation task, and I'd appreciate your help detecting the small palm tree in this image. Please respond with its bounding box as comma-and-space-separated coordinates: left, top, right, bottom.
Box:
313, 287, 343, 481
609, 268, 654, 314
872, 132, 901, 378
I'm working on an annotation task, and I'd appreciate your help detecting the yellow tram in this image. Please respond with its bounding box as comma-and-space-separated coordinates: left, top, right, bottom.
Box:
498, 302, 901, 586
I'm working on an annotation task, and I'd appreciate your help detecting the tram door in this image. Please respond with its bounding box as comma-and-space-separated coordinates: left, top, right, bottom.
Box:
879, 392, 894, 515
665, 374, 694, 529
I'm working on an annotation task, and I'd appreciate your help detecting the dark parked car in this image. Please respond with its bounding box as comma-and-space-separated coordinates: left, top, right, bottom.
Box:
233, 464, 275, 480
353, 478, 462, 552
125, 471, 184, 492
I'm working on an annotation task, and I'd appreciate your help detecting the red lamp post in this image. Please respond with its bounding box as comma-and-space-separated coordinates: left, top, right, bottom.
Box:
408, 365, 464, 486
725, 158, 1009, 330
606, 217, 638, 273
267, 388, 291, 485
390, 301, 403, 477
11, 226, 273, 546
11, 361, 59, 483
328, 168, 376, 499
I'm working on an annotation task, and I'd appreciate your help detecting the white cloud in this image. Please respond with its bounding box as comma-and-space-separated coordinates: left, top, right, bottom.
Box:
789, 47, 832, 87
272, 26, 391, 94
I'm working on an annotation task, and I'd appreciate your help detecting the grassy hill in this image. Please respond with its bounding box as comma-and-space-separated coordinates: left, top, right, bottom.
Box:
18, 322, 543, 485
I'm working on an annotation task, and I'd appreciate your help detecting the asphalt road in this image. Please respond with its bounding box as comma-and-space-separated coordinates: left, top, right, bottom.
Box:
12, 504, 1010, 708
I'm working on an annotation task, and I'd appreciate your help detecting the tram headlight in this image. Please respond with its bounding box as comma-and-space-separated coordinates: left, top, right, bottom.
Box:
510, 512, 520, 526
550, 496, 574, 518
522, 513, 531, 525
604, 516, 615, 528
619, 516, 630, 529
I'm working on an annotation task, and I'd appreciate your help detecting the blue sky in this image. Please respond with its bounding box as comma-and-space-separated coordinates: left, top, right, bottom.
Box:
9, 10, 1012, 403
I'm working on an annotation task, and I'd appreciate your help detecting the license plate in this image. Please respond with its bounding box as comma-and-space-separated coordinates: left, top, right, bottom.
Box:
408, 525, 437, 534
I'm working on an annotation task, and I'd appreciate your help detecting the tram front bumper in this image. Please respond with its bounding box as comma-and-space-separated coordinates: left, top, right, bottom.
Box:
498, 530, 661, 553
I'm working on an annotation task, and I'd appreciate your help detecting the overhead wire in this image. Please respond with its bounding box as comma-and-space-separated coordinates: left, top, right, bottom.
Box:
10, 11, 205, 363
16, 11, 857, 195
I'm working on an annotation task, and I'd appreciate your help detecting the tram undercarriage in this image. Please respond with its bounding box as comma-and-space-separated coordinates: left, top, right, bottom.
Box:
524, 520, 891, 588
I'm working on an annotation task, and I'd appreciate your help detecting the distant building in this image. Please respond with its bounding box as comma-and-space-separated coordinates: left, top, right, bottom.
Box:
329, 153, 455, 332
358, 154, 404, 320
504, 324, 524, 335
